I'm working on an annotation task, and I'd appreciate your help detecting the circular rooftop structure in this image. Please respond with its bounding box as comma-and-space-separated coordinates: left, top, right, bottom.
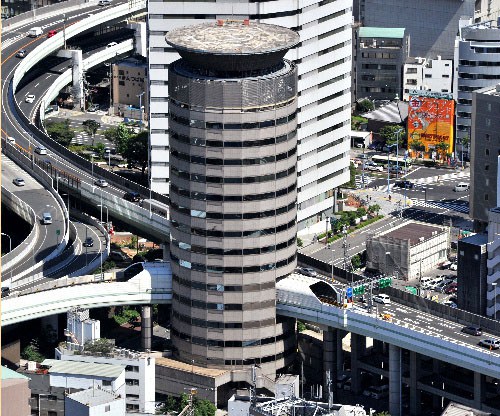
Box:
166, 20, 300, 72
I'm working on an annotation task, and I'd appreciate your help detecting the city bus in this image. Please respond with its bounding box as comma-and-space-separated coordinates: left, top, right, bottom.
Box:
371, 155, 413, 169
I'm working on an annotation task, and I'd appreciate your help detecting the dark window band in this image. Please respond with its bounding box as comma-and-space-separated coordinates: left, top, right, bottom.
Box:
169, 129, 296, 148
170, 182, 296, 202
170, 147, 296, 166
170, 111, 296, 130
171, 165, 296, 184
171, 253, 296, 273
172, 236, 296, 256
172, 273, 275, 293
171, 326, 293, 348
170, 200, 296, 220
172, 310, 275, 329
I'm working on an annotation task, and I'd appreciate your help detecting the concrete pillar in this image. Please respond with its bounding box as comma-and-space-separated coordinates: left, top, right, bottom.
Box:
474, 372, 485, 410
141, 305, 152, 351
388, 344, 401, 416
432, 359, 441, 409
350, 333, 365, 394
336, 329, 345, 373
323, 328, 337, 402
409, 351, 421, 416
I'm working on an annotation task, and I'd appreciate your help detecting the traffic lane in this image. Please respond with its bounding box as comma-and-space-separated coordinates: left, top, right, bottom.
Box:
354, 301, 500, 357
1, 155, 65, 277
45, 220, 105, 278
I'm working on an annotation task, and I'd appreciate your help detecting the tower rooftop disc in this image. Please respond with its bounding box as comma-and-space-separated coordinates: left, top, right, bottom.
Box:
166, 20, 300, 72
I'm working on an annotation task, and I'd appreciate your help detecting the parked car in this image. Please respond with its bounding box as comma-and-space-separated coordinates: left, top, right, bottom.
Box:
439, 260, 452, 269
94, 179, 108, 187
394, 180, 413, 189
107, 41, 118, 47
444, 282, 458, 294
479, 339, 500, 350
373, 294, 390, 304
25, 94, 35, 103
16, 49, 27, 58
13, 177, 25, 186
1, 287, 10, 298
83, 237, 94, 247
88, 103, 100, 112
47, 29, 57, 38
454, 182, 469, 192
449, 263, 458, 271
123, 192, 141, 202
442, 300, 457, 308
299, 267, 318, 277
462, 326, 482, 336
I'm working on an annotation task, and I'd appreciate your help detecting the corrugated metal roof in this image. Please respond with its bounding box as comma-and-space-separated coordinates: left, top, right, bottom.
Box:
359, 27, 405, 39
67, 388, 122, 406
1, 366, 29, 380
362, 101, 408, 123
41, 359, 124, 379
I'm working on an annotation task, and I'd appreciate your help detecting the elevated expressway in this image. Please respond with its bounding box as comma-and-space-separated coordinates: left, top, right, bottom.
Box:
2, 266, 499, 413
2, 0, 169, 245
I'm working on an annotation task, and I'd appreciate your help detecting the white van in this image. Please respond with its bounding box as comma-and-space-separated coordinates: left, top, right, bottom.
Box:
28, 27, 43, 37
41, 212, 52, 224
6, 137, 15, 145
454, 183, 469, 192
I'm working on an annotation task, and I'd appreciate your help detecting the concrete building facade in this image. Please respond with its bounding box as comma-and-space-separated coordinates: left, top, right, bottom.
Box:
487, 207, 500, 320
355, 0, 474, 59
356, 27, 408, 101
457, 234, 488, 316
470, 85, 500, 228
456, 21, 500, 152
1, 366, 31, 416
402, 56, 453, 101
148, 1, 353, 230
65, 389, 125, 416
366, 222, 449, 280
474, 0, 500, 23
166, 21, 298, 377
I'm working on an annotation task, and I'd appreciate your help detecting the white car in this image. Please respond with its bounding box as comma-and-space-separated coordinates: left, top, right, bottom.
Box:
25, 94, 35, 103
373, 294, 391, 304
449, 263, 457, 271
94, 179, 109, 187
365, 163, 384, 172
13, 177, 25, 186
107, 41, 118, 48
454, 182, 469, 192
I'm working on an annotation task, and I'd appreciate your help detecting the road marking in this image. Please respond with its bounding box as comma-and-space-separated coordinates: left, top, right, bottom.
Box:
35, 83, 39, 88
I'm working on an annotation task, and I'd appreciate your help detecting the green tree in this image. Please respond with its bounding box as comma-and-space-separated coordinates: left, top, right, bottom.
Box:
104, 123, 131, 154
375, 412, 391, 416
193, 398, 216, 416
351, 254, 361, 270
94, 142, 105, 159
356, 207, 367, 218
84, 338, 114, 354
21, 339, 45, 362
409, 138, 424, 158
123, 131, 149, 178
379, 125, 405, 147
297, 321, 306, 332
368, 204, 381, 216
46, 119, 74, 146
357, 99, 374, 113
82, 119, 101, 146
435, 141, 450, 161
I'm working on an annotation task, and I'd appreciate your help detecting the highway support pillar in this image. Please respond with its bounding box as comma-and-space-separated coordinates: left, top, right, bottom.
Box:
323, 327, 337, 402
141, 305, 152, 351
432, 359, 441, 409
409, 351, 421, 416
350, 333, 365, 394
389, 344, 402, 416
474, 372, 485, 410
336, 329, 345, 373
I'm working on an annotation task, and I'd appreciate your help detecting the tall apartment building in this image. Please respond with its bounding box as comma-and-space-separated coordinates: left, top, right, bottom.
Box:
356, 27, 407, 101
355, 0, 474, 59
148, 1, 353, 230
166, 21, 298, 377
487, 206, 500, 320
456, 21, 500, 152
470, 85, 500, 229
402, 56, 453, 101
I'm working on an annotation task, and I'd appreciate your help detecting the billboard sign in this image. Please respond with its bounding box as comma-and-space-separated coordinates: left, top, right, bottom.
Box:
407, 94, 455, 159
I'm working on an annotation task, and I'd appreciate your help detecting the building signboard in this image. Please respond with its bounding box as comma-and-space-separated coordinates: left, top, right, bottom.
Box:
407, 94, 455, 159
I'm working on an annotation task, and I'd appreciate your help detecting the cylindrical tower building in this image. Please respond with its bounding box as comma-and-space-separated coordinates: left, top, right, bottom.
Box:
166, 20, 299, 376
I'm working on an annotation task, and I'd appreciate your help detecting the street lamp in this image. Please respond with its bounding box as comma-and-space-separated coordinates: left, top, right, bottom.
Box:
46, 204, 58, 244
385, 251, 391, 277
493, 282, 498, 320
424, 187, 433, 203
1, 232, 12, 254
97, 204, 109, 226
395, 128, 404, 180
63, 13, 67, 49
136, 91, 145, 129
90, 153, 95, 181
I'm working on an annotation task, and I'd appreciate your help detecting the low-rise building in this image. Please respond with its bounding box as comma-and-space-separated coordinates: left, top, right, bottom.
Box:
366, 222, 449, 280
1, 366, 31, 416
65, 388, 125, 416
56, 342, 155, 413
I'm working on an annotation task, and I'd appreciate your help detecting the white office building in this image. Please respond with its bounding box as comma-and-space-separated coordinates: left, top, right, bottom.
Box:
148, 0, 353, 229
56, 344, 156, 414
403, 56, 453, 101
455, 20, 500, 151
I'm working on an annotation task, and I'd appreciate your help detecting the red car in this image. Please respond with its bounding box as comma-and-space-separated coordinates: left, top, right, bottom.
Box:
47, 30, 57, 38
444, 282, 457, 294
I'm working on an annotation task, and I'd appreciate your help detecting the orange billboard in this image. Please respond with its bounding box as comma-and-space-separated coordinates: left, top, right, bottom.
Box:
407, 93, 455, 159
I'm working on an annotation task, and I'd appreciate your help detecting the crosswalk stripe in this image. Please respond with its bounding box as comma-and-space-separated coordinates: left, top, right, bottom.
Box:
410, 199, 470, 214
